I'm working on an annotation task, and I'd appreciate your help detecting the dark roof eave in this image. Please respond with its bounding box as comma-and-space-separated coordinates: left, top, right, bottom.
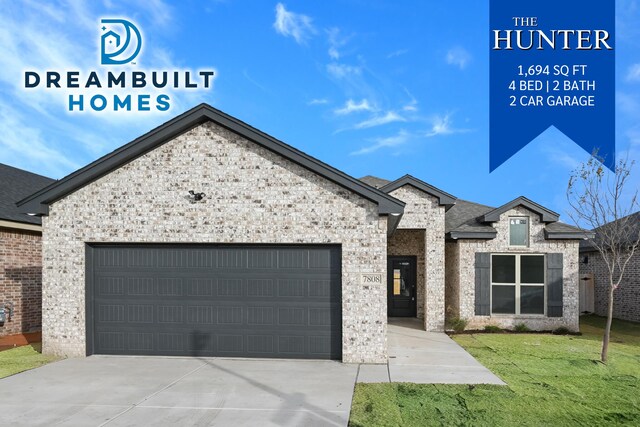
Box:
545, 230, 596, 240
446, 231, 497, 240
387, 214, 403, 236
17, 104, 405, 217
380, 175, 456, 207
481, 196, 559, 223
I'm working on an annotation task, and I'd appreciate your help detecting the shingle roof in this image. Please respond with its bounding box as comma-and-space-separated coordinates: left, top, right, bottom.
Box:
359, 175, 390, 189
580, 211, 640, 251
0, 163, 54, 225
545, 222, 585, 233
445, 199, 496, 235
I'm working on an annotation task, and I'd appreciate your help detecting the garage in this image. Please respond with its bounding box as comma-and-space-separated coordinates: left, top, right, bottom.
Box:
86, 244, 342, 360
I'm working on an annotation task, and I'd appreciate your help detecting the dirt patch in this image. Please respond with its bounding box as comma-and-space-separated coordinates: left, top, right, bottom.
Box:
0, 332, 41, 352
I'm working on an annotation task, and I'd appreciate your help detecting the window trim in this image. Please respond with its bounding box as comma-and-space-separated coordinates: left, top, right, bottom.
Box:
509, 216, 529, 247
490, 253, 546, 316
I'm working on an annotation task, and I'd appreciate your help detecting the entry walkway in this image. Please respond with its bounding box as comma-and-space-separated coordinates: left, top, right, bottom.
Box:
357, 318, 505, 385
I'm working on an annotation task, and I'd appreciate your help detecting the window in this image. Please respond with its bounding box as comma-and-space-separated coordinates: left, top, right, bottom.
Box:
509, 217, 528, 246
491, 254, 545, 315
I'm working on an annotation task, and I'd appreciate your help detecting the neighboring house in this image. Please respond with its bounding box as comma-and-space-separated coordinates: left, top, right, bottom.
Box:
0, 164, 54, 336
17, 104, 588, 363
579, 212, 640, 323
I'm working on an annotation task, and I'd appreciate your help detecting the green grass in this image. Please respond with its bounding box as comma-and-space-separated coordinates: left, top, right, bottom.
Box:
0, 343, 57, 379
350, 315, 640, 426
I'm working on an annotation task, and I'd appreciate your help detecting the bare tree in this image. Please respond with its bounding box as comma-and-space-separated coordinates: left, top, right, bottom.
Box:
567, 153, 640, 363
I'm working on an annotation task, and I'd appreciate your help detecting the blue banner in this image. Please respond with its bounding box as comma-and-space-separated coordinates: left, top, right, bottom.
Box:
490, 0, 615, 171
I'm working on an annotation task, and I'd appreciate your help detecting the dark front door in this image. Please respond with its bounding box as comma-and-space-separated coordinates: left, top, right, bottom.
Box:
387, 256, 417, 317
87, 244, 342, 360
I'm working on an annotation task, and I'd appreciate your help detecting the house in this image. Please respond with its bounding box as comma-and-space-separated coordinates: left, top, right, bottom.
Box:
579, 212, 640, 323
0, 163, 54, 336
17, 104, 587, 363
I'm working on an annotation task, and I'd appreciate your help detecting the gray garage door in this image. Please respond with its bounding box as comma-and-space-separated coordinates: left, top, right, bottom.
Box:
87, 245, 341, 360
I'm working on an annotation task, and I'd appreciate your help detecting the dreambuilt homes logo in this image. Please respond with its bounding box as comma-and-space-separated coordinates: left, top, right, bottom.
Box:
23, 18, 215, 113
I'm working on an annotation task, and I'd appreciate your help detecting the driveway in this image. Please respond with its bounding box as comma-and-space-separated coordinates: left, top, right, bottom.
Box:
0, 356, 358, 426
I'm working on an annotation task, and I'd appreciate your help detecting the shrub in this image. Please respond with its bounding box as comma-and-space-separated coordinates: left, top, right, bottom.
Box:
484, 325, 502, 333
447, 317, 469, 333
514, 322, 531, 332
553, 326, 571, 335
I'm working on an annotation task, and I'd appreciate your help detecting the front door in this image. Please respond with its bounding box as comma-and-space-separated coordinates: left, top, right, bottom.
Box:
387, 256, 417, 317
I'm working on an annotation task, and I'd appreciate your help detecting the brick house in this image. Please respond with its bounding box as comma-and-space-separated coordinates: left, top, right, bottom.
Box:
17, 104, 589, 362
0, 164, 54, 336
579, 212, 640, 323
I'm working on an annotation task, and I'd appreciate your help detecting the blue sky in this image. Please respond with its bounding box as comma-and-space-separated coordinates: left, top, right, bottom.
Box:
1, 1, 638, 219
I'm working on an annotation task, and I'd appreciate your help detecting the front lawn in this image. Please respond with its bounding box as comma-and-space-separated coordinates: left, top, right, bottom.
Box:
350, 316, 640, 426
0, 343, 57, 379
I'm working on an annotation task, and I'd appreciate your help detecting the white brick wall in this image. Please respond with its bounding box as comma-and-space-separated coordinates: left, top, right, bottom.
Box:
388, 186, 446, 331
42, 121, 389, 363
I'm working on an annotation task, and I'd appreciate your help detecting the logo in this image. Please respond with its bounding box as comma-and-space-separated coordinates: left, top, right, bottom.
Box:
23, 17, 215, 113
100, 19, 142, 65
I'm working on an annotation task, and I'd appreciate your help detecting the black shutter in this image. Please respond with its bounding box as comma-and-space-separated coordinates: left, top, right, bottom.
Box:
475, 253, 491, 315
546, 253, 563, 317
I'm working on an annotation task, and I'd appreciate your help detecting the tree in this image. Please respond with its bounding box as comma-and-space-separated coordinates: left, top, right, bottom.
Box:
566, 153, 640, 363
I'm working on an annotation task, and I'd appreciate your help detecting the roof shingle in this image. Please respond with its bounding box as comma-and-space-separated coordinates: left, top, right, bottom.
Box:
0, 163, 54, 225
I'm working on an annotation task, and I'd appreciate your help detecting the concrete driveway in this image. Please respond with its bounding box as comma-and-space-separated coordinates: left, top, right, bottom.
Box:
0, 356, 358, 426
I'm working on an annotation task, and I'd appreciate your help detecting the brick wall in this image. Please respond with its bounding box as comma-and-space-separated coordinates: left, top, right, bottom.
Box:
444, 241, 460, 320
388, 186, 446, 331
42, 121, 389, 362
580, 250, 640, 323
0, 227, 42, 336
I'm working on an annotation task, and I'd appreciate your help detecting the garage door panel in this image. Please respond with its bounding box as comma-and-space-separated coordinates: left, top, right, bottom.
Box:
89, 245, 341, 359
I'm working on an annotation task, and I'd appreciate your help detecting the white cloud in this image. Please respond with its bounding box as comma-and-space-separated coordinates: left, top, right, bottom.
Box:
334, 99, 373, 115
307, 98, 329, 105
424, 114, 469, 137
0, 105, 80, 177
626, 64, 640, 81
351, 130, 410, 155
402, 87, 418, 112
273, 3, 316, 44
354, 111, 406, 129
138, 0, 173, 27
242, 69, 269, 92
387, 49, 408, 59
617, 91, 640, 115
627, 127, 640, 147
326, 63, 362, 79
446, 47, 471, 70
326, 27, 350, 60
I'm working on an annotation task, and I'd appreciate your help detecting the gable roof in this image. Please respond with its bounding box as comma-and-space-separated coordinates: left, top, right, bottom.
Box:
445, 197, 587, 241
0, 163, 54, 226
17, 104, 405, 224
380, 175, 456, 209
481, 196, 559, 223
